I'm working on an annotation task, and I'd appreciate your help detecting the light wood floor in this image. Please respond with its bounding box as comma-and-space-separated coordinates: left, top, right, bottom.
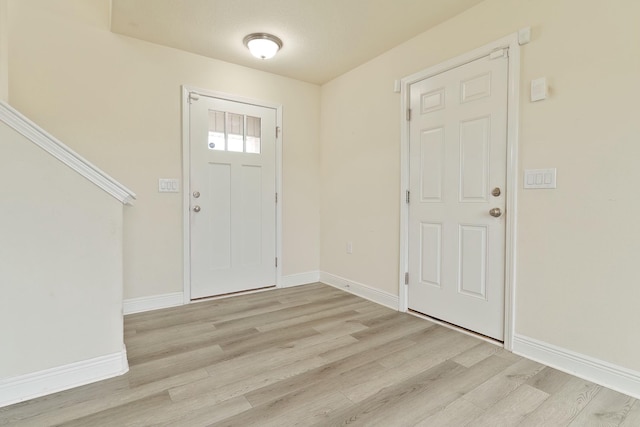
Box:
1, 283, 638, 426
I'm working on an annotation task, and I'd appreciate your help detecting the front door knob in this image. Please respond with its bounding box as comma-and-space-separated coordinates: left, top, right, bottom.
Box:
193, 205, 201, 213
489, 207, 502, 218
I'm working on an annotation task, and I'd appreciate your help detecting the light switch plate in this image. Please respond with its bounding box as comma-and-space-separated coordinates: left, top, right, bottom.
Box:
524, 168, 556, 189
159, 178, 180, 193
531, 78, 547, 102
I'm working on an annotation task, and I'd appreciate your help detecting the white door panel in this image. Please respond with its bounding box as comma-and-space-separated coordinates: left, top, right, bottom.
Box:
189, 96, 276, 299
408, 53, 508, 340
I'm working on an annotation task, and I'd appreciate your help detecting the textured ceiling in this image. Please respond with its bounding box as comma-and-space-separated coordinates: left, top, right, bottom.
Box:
110, 0, 485, 85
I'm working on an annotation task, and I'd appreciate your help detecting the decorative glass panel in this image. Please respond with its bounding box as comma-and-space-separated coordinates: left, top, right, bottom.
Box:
207, 110, 263, 154
208, 110, 225, 151
246, 116, 261, 154
227, 113, 244, 152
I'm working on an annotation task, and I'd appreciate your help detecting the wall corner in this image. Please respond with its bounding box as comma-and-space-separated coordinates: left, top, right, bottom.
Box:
0, 0, 8, 102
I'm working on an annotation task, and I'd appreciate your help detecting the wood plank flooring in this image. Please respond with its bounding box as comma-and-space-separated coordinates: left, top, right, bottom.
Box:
1, 283, 638, 426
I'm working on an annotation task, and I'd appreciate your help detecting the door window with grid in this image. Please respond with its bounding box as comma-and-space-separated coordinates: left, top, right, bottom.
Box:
208, 110, 261, 154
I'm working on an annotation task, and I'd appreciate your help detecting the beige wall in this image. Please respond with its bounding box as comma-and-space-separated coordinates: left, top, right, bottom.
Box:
321, 0, 640, 372
0, 121, 124, 377
0, 0, 7, 102
8, 0, 321, 299
8, 0, 640, 378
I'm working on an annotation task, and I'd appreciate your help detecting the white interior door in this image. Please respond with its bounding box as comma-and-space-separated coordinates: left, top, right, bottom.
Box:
189, 94, 277, 299
407, 51, 508, 341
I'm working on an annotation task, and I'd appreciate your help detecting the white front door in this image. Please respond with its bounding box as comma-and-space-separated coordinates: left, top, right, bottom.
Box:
189, 94, 277, 299
408, 51, 508, 341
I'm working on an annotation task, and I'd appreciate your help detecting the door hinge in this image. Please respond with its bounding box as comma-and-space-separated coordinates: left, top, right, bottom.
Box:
188, 92, 199, 104
275, 192, 278, 203
406, 190, 410, 204
405, 272, 409, 285
489, 48, 508, 60
406, 108, 412, 121
276, 126, 281, 138
275, 257, 278, 268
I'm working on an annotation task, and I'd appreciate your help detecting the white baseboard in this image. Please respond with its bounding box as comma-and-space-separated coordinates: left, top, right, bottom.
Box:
123, 292, 184, 315
319, 272, 399, 310
0, 348, 129, 408
513, 334, 640, 400
280, 271, 320, 288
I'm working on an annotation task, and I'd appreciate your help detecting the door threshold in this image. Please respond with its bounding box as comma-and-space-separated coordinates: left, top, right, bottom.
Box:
191, 285, 276, 303
408, 309, 503, 347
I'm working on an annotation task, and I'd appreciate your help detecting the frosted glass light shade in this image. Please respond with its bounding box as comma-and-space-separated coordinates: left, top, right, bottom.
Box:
243, 33, 282, 60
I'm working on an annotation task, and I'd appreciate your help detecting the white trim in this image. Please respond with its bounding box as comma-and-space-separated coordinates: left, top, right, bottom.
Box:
181, 86, 283, 303
182, 87, 191, 304
0, 101, 136, 205
320, 272, 399, 310
275, 107, 283, 290
0, 348, 129, 408
280, 271, 320, 288
503, 33, 521, 351
513, 334, 640, 400
398, 32, 520, 350
123, 292, 184, 315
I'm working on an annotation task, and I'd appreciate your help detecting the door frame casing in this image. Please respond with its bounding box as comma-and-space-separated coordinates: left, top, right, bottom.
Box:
398, 33, 520, 350
181, 85, 283, 303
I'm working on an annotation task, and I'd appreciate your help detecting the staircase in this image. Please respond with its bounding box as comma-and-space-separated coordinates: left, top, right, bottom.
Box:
0, 101, 135, 407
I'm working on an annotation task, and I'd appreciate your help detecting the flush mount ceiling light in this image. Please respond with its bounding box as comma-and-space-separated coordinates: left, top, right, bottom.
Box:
243, 33, 283, 60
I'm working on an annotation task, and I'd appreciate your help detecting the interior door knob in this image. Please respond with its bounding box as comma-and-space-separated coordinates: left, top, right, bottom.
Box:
193, 205, 201, 213
489, 207, 502, 218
